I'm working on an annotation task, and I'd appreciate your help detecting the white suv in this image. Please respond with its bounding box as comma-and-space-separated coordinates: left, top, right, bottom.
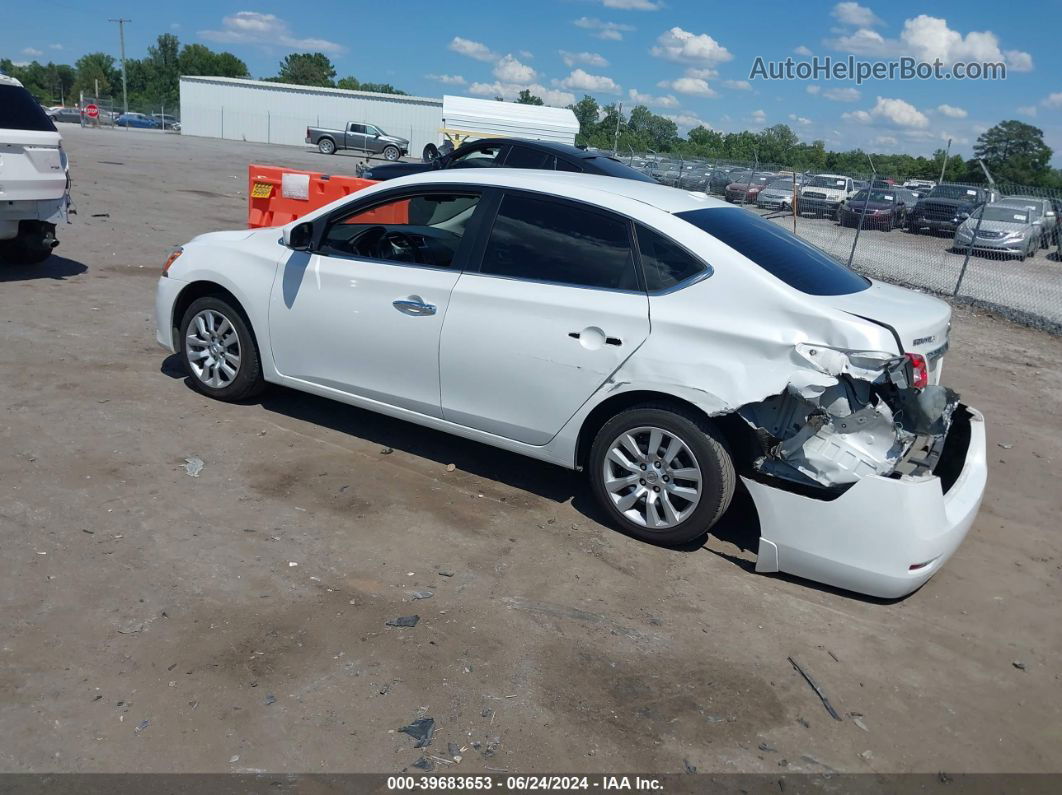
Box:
0, 74, 71, 264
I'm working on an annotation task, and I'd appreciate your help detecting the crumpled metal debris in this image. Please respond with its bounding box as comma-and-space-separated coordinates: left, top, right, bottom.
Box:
398, 717, 435, 748
183, 456, 204, 477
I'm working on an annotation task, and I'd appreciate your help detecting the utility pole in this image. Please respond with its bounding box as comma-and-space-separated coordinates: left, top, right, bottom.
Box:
938, 138, 951, 185
108, 18, 131, 113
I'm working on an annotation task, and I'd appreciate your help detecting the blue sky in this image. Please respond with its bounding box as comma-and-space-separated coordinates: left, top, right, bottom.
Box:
5, 0, 1061, 163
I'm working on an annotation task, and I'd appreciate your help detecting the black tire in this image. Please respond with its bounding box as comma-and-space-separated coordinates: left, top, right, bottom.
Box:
588, 403, 735, 546
383, 145, 401, 161
179, 296, 265, 402
907, 222, 920, 234
422, 143, 439, 162
0, 222, 57, 265
317, 138, 336, 155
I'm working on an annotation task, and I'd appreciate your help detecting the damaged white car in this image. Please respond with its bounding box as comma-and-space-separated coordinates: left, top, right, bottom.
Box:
154, 169, 987, 598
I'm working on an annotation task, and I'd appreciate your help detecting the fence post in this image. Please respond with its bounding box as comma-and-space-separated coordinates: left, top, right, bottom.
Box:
221, 106, 224, 139
953, 205, 987, 297
846, 171, 875, 269
792, 170, 797, 234
267, 111, 271, 144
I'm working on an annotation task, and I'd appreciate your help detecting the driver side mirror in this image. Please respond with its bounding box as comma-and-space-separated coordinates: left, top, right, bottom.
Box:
285, 221, 314, 251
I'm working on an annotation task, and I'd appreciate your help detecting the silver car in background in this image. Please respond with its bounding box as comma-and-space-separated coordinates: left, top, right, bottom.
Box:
1001, 195, 1057, 248
953, 204, 1040, 260
757, 178, 800, 210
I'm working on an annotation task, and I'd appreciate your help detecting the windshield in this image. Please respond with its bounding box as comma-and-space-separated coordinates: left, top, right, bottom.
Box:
807, 176, 847, 188
976, 206, 1031, 224
677, 208, 870, 296
851, 190, 896, 203
995, 203, 1042, 219
0, 84, 58, 132
929, 185, 983, 201
766, 180, 793, 190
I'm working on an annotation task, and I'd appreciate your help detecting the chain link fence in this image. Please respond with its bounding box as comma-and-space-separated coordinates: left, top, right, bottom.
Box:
605, 150, 1062, 333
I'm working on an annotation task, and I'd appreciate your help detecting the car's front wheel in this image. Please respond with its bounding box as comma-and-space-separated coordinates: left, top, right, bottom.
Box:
179, 296, 265, 401
383, 145, 401, 161
589, 405, 735, 546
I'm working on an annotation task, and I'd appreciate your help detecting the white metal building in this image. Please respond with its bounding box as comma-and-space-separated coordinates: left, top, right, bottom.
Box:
178, 76, 444, 154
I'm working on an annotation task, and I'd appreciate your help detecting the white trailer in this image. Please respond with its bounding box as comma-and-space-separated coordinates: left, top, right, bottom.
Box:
424, 95, 580, 160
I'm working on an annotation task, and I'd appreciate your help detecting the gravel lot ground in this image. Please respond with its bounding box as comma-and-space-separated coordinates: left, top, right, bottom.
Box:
2, 126, 1061, 775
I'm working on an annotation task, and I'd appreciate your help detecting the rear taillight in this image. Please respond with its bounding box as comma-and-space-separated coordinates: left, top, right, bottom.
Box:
162, 247, 183, 275
906, 352, 929, 389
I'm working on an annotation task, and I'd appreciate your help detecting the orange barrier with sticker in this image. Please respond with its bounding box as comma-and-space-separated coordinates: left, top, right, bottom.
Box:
247, 164, 384, 229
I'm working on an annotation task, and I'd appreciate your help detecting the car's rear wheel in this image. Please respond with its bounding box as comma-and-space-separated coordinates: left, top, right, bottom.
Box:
179, 296, 265, 402
318, 138, 336, 155
589, 405, 735, 546
0, 222, 57, 265
383, 145, 401, 161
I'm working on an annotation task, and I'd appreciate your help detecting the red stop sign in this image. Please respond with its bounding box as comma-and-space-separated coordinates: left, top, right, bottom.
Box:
85, 104, 99, 119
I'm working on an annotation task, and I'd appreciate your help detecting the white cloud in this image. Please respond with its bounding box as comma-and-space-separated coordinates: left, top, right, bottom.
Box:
601, 0, 661, 8
448, 36, 497, 62
828, 15, 1033, 72
657, 76, 717, 97
557, 68, 621, 93
519, 50, 534, 59
873, 135, 898, 146
651, 27, 732, 64
794, 45, 814, 56
1017, 105, 1037, 118
1004, 50, 1033, 72
21, 47, 43, 57
1043, 92, 1062, 109
683, 66, 718, 80
426, 73, 466, 85
574, 17, 635, 41
722, 79, 751, 90
832, 2, 883, 27
843, 96, 929, 128
823, 87, 861, 101
628, 88, 679, 107
493, 54, 536, 83
788, 113, 813, 125
49, 43, 63, 51
750, 109, 767, 123
469, 81, 575, 107
665, 113, 714, 132
199, 11, 344, 53
559, 50, 610, 68
806, 84, 821, 95
936, 103, 967, 118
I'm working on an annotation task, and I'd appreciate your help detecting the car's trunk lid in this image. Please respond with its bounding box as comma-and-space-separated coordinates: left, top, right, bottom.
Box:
818, 280, 951, 381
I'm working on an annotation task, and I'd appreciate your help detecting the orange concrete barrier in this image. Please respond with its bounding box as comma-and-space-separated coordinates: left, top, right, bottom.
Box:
247, 164, 382, 228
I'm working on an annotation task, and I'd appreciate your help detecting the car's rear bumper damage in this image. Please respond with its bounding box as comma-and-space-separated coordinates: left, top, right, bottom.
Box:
730, 344, 987, 598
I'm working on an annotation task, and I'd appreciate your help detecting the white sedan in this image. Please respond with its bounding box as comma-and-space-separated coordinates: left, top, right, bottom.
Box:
155, 170, 987, 598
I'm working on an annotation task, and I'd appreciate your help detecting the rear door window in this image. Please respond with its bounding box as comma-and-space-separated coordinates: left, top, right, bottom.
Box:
635, 224, 708, 291
0, 85, 57, 132
479, 192, 639, 290
556, 158, 584, 173
677, 208, 869, 295
503, 147, 554, 170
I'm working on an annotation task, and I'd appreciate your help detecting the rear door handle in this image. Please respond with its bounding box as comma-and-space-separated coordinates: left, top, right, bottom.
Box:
569, 330, 622, 347
393, 298, 437, 316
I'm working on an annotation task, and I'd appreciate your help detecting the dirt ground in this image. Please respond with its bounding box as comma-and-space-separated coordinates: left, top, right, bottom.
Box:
1, 125, 1060, 775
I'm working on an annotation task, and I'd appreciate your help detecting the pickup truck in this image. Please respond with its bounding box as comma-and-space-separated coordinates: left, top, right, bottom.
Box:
305, 122, 409, 160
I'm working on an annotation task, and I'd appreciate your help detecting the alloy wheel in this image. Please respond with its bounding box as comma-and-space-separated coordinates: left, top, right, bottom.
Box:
185, 309, 242, 389
602, 426, 703, 530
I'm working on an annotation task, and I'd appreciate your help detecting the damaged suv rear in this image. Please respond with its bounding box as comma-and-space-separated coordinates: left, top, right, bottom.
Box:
577, 202, 986, 600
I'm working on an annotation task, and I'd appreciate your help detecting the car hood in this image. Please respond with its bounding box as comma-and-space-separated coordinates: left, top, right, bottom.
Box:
845, 200, 896, 211
188, 228, 261, 246
957, 218, 1031, 234
380, 135, 409, 145
917, 196, 977, 207
819, 279, 951, 358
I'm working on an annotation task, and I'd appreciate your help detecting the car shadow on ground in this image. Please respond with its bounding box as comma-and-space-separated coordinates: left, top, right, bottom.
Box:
160, 355, 902, 601
0, 255, 87, 282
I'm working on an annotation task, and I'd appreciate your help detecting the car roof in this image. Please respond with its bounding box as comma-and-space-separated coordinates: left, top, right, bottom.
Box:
461, 137, 615, 161
1, 74, 25, 88
378, 168, 732, 214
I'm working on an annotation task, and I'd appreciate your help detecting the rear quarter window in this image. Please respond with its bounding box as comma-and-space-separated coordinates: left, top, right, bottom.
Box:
677, 208, 870, 296
0, 85, 57, 132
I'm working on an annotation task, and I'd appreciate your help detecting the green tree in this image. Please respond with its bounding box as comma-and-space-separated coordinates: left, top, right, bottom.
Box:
569, 95, 600, 145
336, 75, 407, 95
274, 53, 336, 87
758, 123, 799, 164
515, 88, 543, 105
72, 52, 118, 98
972, 120, 1053, 184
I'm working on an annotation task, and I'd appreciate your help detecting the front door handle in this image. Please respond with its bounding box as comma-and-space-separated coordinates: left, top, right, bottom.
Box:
393, 298, 437, 316
568, 328, 622, 348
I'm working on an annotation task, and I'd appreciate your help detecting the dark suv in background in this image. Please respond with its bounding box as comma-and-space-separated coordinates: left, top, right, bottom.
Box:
907, 184, 998, 234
